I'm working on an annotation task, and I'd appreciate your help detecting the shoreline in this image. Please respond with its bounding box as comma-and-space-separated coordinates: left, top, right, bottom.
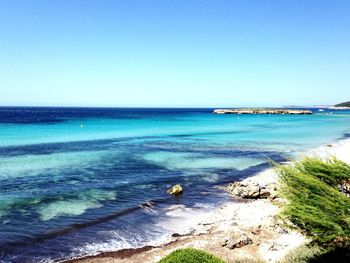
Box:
65, 138, 350, 263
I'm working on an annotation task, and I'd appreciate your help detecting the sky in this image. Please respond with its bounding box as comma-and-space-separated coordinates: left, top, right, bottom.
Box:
0, 0, 349, 107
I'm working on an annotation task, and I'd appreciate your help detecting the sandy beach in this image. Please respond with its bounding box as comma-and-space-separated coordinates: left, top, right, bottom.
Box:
65, 138, 350, 263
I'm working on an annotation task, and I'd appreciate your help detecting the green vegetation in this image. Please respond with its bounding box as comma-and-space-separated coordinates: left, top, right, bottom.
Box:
293, 156, 350, 187
335, 101, 350, 107
276, 156, 350, 246
158, 248, 226, 263
279, 244, 324, 263
279, 244, 350, 263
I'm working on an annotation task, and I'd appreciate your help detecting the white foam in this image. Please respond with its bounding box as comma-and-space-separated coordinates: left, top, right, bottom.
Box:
154, 204, 214, 236
72, 230, 173, 259
70, 202, 218, 259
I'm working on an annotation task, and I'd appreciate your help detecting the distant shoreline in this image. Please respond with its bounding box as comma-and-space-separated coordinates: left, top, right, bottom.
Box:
213, 108, 313, 115
0, 106, 344, 109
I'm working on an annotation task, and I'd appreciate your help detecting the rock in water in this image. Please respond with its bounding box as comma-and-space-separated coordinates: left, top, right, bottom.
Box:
167, 184, 183, 195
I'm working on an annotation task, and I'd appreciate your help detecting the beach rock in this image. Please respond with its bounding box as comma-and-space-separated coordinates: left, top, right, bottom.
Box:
227, 180, 277, 199
167, 184, 183, 195
222, 232, 253, 249
265, 184, 278, 200
268, 241, 285, 251
276, 226, 289, 234
250, 225, 262, 235
268, 188, 279, 200
227, 182, 259, 198
259, 185, 271, 198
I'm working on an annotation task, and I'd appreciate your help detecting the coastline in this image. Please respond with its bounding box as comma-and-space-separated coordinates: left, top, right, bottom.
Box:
65, 138, 350, 263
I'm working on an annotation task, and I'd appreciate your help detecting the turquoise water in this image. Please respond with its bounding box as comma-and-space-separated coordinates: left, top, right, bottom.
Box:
0, 107, 349, 262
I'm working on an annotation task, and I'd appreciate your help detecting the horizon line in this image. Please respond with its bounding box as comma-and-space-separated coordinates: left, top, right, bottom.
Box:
0, 105, 334, 109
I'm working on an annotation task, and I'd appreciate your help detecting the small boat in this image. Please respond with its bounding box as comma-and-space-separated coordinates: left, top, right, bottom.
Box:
318, 109, 325, 112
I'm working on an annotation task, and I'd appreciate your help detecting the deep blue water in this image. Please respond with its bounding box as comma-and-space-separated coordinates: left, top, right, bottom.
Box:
0, 107, 350, 262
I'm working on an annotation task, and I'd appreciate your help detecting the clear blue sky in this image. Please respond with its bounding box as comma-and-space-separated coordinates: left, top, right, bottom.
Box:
0, 0, 349, 107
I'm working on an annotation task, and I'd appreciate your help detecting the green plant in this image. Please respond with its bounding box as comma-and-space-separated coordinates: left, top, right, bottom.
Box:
295, 156, 350, 187
276, 157, 350, 246
278, 244, 323, 263
158, 248, 226, 263
280, 243, 350, 263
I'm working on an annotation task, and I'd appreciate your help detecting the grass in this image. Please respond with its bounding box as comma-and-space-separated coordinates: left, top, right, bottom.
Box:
279, 244, 350, 263
158, 248, 226, 263
276, 156, 350, 246
278, 244, 324, 263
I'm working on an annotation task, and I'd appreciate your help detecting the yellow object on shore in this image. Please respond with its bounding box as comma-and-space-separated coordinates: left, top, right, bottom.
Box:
167, 184, 183, 195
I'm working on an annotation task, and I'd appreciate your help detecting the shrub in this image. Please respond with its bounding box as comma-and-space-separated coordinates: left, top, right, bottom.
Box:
295, 156, 350, 187
276, 157, 350, 246
158, 248, 226, 263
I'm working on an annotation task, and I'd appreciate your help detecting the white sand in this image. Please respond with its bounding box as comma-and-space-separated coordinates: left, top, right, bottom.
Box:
311, 138, 350, 163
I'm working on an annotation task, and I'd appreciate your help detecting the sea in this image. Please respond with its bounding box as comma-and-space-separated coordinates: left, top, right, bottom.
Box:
0, 107, 349, 262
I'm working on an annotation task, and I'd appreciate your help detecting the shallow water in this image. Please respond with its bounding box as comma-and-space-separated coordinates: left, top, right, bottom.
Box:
0, 107, 349, 262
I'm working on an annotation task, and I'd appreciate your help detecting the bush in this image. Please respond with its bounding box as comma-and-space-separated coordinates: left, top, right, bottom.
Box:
294, 156, 350, 187
276, 157, 350, 246
158, 248, 226, 263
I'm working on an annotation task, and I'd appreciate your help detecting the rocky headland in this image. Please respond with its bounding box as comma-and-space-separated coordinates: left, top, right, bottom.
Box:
213, 108, 313, 115
334, 101, 350, 108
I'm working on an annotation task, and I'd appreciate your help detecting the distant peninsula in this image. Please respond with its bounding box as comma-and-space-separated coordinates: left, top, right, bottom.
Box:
335, 101, 350, 108
213, 108, 313, 115
327, 101, 350, 110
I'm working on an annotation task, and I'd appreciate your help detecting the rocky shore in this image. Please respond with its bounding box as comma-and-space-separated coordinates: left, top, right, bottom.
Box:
66, 168, 305, 263
213, 108, 313, 115
66, 139, 350, 263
